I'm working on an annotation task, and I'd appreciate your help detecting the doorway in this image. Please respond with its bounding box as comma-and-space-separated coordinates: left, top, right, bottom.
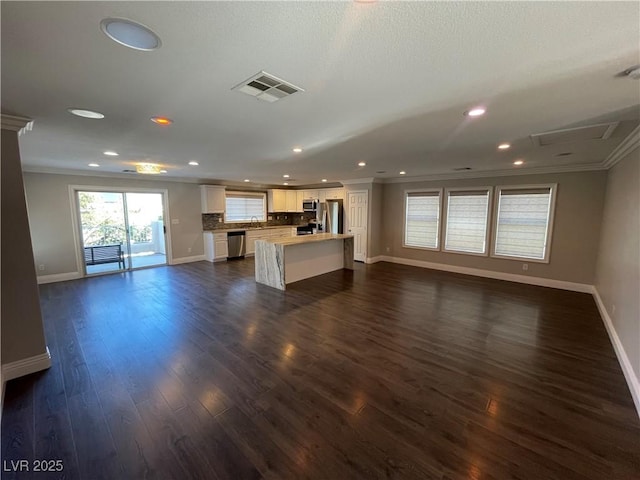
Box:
76, 189, 168, 275
347, 190, 368, 262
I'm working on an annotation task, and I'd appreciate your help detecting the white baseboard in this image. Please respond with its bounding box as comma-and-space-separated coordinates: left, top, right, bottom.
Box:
379, 256, 593, 293
170, 255, 206, 265
37, 271, 82, 284
592, 288, 640, 418
365, 256, 384, 264
2, 347, 52, 383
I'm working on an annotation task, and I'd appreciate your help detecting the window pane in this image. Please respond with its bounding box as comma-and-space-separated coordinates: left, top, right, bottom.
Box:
495, 190, 551, 259
225, 194, 265, 222
405, 193, 440, 248
445, 192, 489, 254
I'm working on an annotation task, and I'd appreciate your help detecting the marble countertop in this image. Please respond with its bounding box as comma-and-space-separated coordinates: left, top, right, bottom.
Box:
204, 225, 299, 233
257, 233, 353, 246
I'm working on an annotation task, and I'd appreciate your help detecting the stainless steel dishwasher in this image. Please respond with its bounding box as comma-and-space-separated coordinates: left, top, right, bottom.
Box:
227, 231, 246, 259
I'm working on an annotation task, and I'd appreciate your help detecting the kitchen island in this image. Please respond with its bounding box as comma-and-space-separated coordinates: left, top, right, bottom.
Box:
255, 233, 354, 290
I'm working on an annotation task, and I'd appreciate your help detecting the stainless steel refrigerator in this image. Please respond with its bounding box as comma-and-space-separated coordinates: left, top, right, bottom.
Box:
322, 199, 343, 234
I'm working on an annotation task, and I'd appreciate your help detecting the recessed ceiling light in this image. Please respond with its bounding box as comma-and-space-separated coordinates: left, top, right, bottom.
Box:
399, 171, 406, 175
321, 179, 327, 182
465, 107, 486, 117
283, 182, 289, 186
497, 143, 510, 150
88, 163, 100, 167
160, 169, 167, 173
100, 18, 161, 51
151, 116, 173, 125
68, 108, 104, 119
358, 161, 366, 167
244, 179, 250, 182
513, 160, 524, 166
188, 161, 199, 166
103, 150, 119, 156
283, 174, 290, 178
292, 147, 303, 153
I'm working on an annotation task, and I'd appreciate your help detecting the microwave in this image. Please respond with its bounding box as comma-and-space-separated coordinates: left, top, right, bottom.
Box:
302, 199, 318, 212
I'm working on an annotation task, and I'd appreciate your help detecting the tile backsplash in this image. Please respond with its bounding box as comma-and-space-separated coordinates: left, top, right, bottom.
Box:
203, 212, 316, 230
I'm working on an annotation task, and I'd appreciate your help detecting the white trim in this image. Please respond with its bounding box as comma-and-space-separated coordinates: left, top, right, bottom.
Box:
1, 114, 33, 135
365, 256, 384, 264
2, 347, 52, 383
592, 287, 640, 419
378, 256, 593, 293
340, 177, 377, 185
170, 255, 206, 265
603, 125, 640, 169
37, 271, 82, 284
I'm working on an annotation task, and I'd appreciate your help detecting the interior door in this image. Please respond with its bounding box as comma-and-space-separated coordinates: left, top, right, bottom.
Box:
347, 191, 368, 262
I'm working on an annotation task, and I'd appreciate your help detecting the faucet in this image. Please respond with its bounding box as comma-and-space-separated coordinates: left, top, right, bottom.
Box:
250, 216, 259, 228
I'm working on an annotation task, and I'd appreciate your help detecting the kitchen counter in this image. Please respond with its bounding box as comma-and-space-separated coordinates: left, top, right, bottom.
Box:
203, 225, 299, 233
255, 234, 354, 290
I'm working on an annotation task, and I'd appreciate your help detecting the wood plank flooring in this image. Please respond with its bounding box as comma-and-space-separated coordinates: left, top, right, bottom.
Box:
2, 259, 639, 479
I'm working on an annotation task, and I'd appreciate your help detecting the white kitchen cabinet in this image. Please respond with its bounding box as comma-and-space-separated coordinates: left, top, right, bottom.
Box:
286, 190, 298, 212
304, 190, 319, 200
267, 189, 287, 212
325, 188, 344, 200
200, 185, 226, 213
204, 232, 228, 262
245, 227, 295, 256
317, 190, 326, 202
296, 191, 305, 211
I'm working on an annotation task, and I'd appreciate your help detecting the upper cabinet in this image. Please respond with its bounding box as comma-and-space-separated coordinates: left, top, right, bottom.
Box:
201, 185, 226, 213
325, 188, 344, 200
267, 187, 344, 212
267, 189, 287, 212
285, 190, 298, 212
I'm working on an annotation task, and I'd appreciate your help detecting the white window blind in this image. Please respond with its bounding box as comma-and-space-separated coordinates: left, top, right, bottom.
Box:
494, 187, 553, 260
445, 190, 490, 254
225, 192, 266, 222
404, 192, 440, 248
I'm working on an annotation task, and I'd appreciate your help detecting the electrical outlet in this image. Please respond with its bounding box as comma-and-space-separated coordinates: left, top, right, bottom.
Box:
522, 263, 528, 271
38, 264, 45, 271
284, 215, 288, 219
187, 247, 192, 253
612, 304, 616, 315
386, 247, 390, 253
171, 218, 180, 224
300, 216, 304, 220
218, 217, 222, 222
268, 216, 273, 220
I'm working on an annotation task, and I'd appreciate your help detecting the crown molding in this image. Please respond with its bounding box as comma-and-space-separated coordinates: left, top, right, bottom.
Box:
602, 124, 640, 169
339, 177, 379, 185
382, 162, 607, 184
1, 114, 33, 135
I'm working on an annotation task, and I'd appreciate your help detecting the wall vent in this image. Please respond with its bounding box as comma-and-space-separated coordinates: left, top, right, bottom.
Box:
232, 71, 304, 103
530, 122, 618, 147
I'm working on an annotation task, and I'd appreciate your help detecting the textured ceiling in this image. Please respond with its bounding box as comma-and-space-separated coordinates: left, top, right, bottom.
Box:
2, 1, 639, 186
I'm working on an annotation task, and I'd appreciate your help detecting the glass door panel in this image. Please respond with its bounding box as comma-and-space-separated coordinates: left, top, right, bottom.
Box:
78, 191, 129, 275
125, 193, 167, 269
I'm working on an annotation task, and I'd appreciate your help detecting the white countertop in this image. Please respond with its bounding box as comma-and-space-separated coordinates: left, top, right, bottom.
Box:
204, 225, 298, 234
258, 233, 353, 246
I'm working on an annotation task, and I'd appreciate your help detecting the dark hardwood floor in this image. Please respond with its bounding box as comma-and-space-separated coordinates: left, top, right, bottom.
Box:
2, 259, 639, 479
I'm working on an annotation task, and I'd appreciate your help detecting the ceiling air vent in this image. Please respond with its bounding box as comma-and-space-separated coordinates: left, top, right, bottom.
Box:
530, 122, 618, 147
122, 169, 136, 173
453, 167, 472, 171
232, 71, 304, 103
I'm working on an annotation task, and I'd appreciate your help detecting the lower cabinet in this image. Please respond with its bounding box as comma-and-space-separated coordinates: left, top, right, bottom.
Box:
245, 227, 295, 256
204, 232, 228, 262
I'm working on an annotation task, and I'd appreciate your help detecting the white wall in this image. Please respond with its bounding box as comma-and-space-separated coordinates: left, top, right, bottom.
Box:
23, 172, 204, 278
594, 147, 640, 412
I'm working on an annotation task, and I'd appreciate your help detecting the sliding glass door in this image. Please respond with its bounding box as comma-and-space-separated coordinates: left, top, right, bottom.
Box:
77, 190, 167, 275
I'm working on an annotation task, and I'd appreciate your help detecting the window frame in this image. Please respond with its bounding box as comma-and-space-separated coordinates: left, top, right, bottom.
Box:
224, 191, 267, 224
402, 188, 443, 251
490, 183, 557, 264
442, 187, 493, 257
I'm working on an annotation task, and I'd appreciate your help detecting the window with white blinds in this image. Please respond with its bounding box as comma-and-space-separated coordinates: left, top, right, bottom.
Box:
493, 186, 555, 261
225, 192, 266, 222
404, 191, 441, 249
444, 189, 491, 254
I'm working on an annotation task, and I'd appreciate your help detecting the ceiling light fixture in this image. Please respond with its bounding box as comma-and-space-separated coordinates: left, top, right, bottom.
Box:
513, 160, 524, 166
244, 179, 250, 182
399, 171, 406, 175
358, 161, 366, 167
283, 182, 289, 186
100, 18, 161, 51
293, 147, 303, 153
283, 174, 290, 178
465, 107, 486, 117
321, 179, 327, 182
151, 116, 173, 125
103, 150, 119, 156
188, 161, 199, 166
88, 163, 100, 167
497, 143, 510, 150
135, 163, 163, 174
68, 108, 104, 119
160, 169, 167, 173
